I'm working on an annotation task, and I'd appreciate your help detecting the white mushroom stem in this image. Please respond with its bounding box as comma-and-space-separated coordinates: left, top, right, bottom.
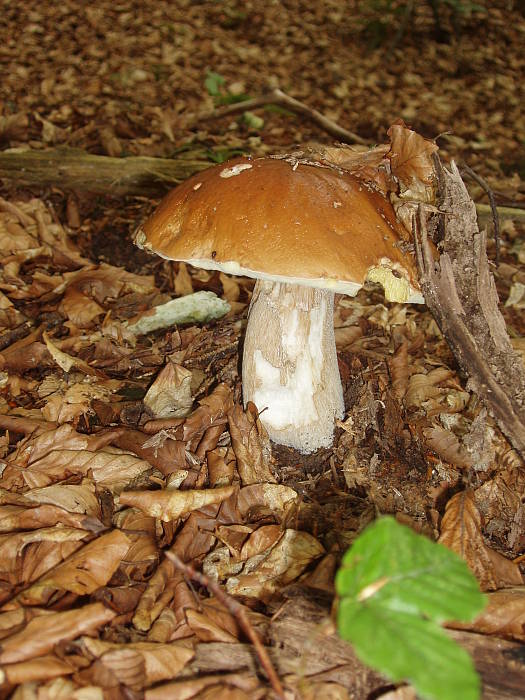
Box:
242, 280, 344, 453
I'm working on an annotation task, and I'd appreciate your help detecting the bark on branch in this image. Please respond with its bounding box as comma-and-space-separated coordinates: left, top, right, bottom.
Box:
414, 159, 525, 458
0, 148, 211, 197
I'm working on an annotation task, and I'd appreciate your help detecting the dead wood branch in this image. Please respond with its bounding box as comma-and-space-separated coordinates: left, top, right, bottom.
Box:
414, 159, 525, 458
187, 596, 525, 699
0, 148, 211, 197
183, 88, 368, 145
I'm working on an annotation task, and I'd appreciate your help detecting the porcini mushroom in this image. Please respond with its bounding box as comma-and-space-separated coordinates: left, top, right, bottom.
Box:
134, 156, 422, 454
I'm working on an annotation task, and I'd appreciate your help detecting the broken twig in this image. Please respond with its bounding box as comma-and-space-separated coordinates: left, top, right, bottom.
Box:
183, 87, 368, 145
165, 551, 286, 700
414, 159, 525, 458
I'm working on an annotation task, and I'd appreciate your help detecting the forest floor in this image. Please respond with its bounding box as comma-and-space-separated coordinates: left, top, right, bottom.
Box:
0, 1, 524, 699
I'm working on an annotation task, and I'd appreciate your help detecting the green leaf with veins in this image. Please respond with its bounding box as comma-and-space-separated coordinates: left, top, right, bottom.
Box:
336, 516, 486, 700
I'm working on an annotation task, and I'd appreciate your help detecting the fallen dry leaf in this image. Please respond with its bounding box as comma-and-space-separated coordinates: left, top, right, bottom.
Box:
225, 529, 325, 601
387, 121, 438, 200
447, 587, 525, 641
1, 655, 76, 686
80, 637, 195, 685
59, 286, 105, 328
18, 530, 131, 605
143, 361, 193, 419
182, 383, 234, 441
0, 603, 115, 664
439, 491, 523, 591
0, 526, 89, 586
228, 403, 275, 485
423, 425, 474, 470
118, 485, 236, 522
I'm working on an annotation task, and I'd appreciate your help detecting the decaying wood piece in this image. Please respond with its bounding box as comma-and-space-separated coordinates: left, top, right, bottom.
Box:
414, 159, 525, 458
0, 148, 210, 196
185, 596, 525, 698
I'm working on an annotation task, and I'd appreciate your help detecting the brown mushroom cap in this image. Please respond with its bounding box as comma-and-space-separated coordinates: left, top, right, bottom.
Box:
135, 156, 422, 302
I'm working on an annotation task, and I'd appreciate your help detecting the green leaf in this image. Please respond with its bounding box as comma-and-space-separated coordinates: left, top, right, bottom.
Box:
336, 517, 486, 700
242, 111, 264, 130
204, 71, 225, 97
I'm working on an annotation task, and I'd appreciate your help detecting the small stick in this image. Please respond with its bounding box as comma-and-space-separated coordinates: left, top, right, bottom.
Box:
185, 87, 368, 146
461, 164, 501, 264
165, 551, 286, 700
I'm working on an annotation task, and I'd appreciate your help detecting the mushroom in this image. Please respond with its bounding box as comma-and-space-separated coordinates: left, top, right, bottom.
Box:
134, 156, 422, 454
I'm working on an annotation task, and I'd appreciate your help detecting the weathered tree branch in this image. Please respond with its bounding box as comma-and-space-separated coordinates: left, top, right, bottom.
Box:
414, 159, 525, 458
183, 88, 368, 145
0, 148, 211, 196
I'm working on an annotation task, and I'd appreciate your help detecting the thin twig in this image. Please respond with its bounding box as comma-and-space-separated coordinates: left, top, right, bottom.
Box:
461, 163, 500, 264
185, 87, 368, 145
165, 551, 286, 700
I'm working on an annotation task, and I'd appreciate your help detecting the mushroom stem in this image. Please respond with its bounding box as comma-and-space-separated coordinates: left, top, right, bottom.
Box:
242, 280, 344, 453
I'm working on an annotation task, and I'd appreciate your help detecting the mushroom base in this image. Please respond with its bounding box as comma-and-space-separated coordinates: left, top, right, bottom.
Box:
242, 280, 344, 454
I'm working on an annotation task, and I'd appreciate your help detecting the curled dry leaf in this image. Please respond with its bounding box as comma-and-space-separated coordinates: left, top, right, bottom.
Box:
0, 526, 89, 586
387, 341, 410, 401
24, 480, 101, 518
0, 112, 28, 141
387, 122, 438, 201
185, 608, 238, 643
59, 286, 105, 328
41, 377, 119, 425
0, 602, 115, 664
147, 607, 179, 643
0, 503, 103, 533
69, 263, 156, 304
404, 367, 454, 410
9, 423, 110, 466
7, 446, 157, 494
113, 508, 158, 581
447, 587, 525, 641
423, 425, 474, 470
85, 647, 145, 692
118, 485, 236, 522
237, 483, 298, 522
207, 447, 236, 487
143, 361, 193, 419
80, 637, 195, 685
334, 324, 363, 349
228, 403, 275, 485
112, 427, 187, 476
0, 340, 53, 372
1, 654, 75, 686
316, 143, 392, 194
174, 262, 194, 296
219, 271, 240, 303
182, 383, 234, 441
438, 491, 523, 591
226, 529, 325, 601
42, 331, 99, 376
18, 530, 131, 605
